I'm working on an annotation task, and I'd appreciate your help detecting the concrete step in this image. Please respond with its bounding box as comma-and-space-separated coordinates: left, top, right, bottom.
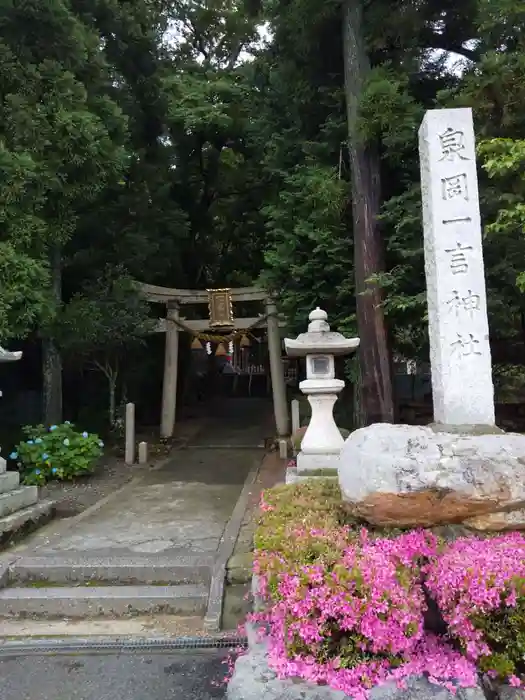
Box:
8, 554, 214, 586
0, 501, 55, 545
0, 584, 209, 619
0, 472, 20, 494
0, 487, 38, 518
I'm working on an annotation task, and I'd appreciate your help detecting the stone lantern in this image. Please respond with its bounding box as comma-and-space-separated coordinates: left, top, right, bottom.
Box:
0, 346, 22, 399
0, 345, 22, 471
0, 346, 22, 363
284, 308, 359, 480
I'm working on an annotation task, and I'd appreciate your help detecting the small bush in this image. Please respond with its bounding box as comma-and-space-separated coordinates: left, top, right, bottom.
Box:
255, 482, 406, 586
425, 532, 525, 685
11, 422, 104, 485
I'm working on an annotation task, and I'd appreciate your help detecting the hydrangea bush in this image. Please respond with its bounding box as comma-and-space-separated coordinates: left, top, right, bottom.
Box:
11, 422, 104, 485
425, 532, 525, 685
251, 481, 525, 699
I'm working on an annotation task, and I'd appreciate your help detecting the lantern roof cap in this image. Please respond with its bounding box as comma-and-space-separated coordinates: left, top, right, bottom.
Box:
284, 307, 360, 358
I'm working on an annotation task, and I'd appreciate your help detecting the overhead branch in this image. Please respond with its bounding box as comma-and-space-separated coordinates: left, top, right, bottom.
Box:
421, 29, 481, 62
188, 18, 209, 61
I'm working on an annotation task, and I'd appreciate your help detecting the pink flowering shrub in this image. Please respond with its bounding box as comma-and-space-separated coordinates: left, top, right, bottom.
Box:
255, 480, 359, 591
425, 532, 525, 684
253, 482, 479, 699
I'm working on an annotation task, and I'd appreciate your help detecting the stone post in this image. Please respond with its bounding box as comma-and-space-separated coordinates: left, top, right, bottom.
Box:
266, 299, 289, 437
291, 399, 300, 434
138, 441, 148, 465
418, 108, 495, 426
161, 301, 180, 438
125, 402, 135, 465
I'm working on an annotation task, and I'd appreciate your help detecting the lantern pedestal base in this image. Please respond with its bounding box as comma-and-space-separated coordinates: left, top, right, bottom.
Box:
286, 454, 340, 484
297, 452, 340, 474
297, 380, 345, 471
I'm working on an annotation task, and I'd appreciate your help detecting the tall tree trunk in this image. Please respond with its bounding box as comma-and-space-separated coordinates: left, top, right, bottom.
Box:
352, 358, 366, 429
342, 0, 394, 425
42, 245, 63, 426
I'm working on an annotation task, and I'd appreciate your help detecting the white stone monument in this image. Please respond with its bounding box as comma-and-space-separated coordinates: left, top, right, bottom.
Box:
338, 108, 525, 530
419, 107, 494, 426
284, 308, 359, 483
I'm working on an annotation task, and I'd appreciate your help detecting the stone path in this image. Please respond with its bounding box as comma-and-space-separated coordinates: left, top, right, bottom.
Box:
12, 449, 256, 559
189, 398, 275, 448
0, 398, 274, 626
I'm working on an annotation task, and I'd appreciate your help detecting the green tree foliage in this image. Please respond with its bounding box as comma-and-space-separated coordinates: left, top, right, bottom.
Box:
0, 0, 128, 317
0, 0, 129, 423
2, 0, 525, 430
262, 164, 353, 335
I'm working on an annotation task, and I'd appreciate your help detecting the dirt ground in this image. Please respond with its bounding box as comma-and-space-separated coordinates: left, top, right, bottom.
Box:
38, 457, 135, 518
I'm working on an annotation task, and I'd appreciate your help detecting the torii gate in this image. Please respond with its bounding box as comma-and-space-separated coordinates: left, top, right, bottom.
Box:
140, 284, 289, 439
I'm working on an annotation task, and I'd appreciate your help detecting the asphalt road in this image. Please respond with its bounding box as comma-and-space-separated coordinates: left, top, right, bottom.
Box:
0, 648, 231, 700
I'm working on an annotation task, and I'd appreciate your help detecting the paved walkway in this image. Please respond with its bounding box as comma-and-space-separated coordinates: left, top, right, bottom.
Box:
190, 398, 275, 448
0, 648, 230, 700
0, 398, 274, 625
11, 399, 274, 559
11, 448, 260, 559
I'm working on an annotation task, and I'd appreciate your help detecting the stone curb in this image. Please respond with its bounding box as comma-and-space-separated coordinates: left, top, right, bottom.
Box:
230, 624, 488, 700
0, 558, 12, 589
226, 552, 253, 584
204, 456, 263, 632
227, 645, 487, 700
234, 583, 506, 700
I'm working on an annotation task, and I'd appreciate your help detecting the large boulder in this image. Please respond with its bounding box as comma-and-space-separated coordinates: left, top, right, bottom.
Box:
338, 423, 525, 528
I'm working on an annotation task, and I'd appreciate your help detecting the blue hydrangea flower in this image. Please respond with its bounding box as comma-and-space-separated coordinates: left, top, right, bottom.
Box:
35, 469, 41, 475
63, 438, 70, 446
51, 467, 57, 474
98, 440, 104, 448
27, 440, 34, 445
42, 453, 49, 460
35, 437, 43, 444
9, 452, 17, 460
50, 425, 57, 431
82, 431, 88, 438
